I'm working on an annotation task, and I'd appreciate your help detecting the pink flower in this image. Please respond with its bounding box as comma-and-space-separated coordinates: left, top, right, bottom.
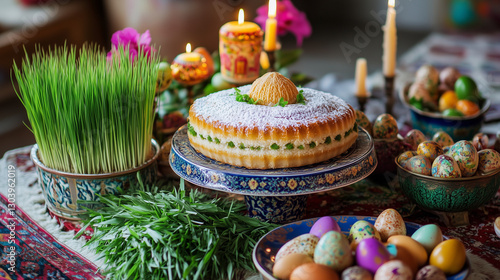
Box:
107, 27, 155, 62
255, 0, 312, 46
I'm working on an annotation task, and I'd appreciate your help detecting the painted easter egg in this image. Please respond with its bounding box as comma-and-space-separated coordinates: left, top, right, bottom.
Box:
416, 265, 447, 280
417, 141, 443, 162
415, 64, 440, 97
429, 239, 466, 275
356, 238, 391, 274
477, 149, 500, 174
448, 140, 478, 177
404, 155, 432, 176
431, 131, 454, 148
355, 110, 372, 135
409, 82, 434, 107
411, 224, 443, 255
431, 155, 461, 178
472, 133, 489, 151
387, 235, 428, 268
404, 129, 427, 150
373, 114, 398, 139
398, 151, 417, 166
340, 266, 372, 280
374, 209, 406, 242
348, 220, 381, 250
275, 234, 319, 262
310, 216, 341, 239
374, 260, 413, 280
314, 231, 353, 272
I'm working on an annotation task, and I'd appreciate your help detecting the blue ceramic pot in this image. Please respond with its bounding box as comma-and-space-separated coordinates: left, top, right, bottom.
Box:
400, 83, 490, 142
31, 139, 159, 220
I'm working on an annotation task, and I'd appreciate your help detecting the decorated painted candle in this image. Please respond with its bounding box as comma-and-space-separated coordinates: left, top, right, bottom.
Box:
171, 43, 211, 86
219, 9, 263, 84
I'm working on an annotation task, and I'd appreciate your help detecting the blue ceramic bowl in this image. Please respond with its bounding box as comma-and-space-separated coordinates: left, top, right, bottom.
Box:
400, 83, 490, 142
253, 216, 470, 280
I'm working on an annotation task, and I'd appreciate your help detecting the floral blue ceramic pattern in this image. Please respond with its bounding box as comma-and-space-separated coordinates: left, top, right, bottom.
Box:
170, 126, 377, 196
31, 141, 159, 220
245, 195, 308, 223
253, 216, 469, 280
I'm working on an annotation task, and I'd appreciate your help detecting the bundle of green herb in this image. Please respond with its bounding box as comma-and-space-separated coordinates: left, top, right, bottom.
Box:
12, 45, 159, 174
78, 180, 278, 280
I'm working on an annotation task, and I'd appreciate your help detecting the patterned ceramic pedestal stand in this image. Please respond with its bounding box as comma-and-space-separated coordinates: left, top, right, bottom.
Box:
170, 126, 377, 223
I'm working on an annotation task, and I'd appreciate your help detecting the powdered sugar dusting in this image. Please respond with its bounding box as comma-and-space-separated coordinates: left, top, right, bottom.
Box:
192, 85, 352, 130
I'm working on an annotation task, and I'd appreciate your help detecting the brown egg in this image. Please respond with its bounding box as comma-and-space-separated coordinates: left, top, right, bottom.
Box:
273, 253, 314, 280
290, 263, 339, 280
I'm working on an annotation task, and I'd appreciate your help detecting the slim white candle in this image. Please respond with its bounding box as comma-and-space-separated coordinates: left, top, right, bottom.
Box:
355, 58, 367, 97
383, 0, 397, 77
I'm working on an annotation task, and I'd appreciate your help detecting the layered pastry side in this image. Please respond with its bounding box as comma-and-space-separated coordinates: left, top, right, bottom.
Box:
188, 72, 358, 169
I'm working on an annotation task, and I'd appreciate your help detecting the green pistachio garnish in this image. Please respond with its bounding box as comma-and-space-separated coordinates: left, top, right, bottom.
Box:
207, 136, 213, 142
228, 141, 235, 148
309, 142, 316, 148
335, 134, 342, 141
270, 143, 280, 150
214, 138, 220, 144
325, 136, 332, 144
285, 143, 294, 150
298, 145, 304, 150
239, 143, 245, 149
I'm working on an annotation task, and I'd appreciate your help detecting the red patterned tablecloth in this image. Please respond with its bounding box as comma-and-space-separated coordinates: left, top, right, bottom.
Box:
2, 147, 500, 279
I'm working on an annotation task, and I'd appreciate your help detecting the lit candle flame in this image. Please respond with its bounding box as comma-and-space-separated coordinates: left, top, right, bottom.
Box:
388, 0, 395, 8
238, 9, 244, 24
186, 43, 192, 53
269, 0, 276, 18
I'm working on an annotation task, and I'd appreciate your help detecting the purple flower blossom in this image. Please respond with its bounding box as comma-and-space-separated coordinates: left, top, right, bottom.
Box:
107, 27, 155, 62
255, 0, 312, 46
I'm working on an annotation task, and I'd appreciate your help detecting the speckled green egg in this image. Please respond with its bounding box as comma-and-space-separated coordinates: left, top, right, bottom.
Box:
404, 129, 427, 150
449, 140, 478, 177
405, 155, 432, 176
477, 149, 500, 174
432, 131, 454, 148
355, 110, 372, 135
373, 114, 398, 139
314, 231, 353, 272
348, 220, 381, 250
432, 154, 461, 178
398, 151, 417, 167
417, 141, 444, 162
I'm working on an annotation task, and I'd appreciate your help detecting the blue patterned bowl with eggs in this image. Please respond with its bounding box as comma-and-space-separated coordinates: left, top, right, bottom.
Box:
253, 216, 469, 280
396, 159, 500, 226
400, 83, 490, 142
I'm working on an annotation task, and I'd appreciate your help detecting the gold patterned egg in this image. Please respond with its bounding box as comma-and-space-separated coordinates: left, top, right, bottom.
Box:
477, 149, 500, 174
417, 141, 443, 162
404, 129, 427, 150
448, 140, 478, 177
373, 114, 398, 139
432, 131, 454, 148
398, 151, 417, 166
355, 110, 372, 135
405, 155, 432, 176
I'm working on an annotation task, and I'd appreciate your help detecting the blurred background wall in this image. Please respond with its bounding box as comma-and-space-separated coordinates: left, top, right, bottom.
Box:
0, 0, 498, 155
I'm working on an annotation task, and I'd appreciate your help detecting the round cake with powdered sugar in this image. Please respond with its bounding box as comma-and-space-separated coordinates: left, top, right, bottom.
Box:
187, 72, 358, 169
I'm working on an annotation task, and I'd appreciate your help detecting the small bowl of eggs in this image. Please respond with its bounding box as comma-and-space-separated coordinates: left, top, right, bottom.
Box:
396, 130, 500, 226
356, 112, 412, 175
253, 210, 470, 280
399, 65, 490, 141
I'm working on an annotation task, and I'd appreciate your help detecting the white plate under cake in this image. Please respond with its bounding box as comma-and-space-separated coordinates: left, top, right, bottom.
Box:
188, 72, 358, 169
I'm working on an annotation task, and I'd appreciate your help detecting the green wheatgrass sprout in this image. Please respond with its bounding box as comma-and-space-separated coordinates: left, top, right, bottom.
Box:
12, 45, 160, 174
